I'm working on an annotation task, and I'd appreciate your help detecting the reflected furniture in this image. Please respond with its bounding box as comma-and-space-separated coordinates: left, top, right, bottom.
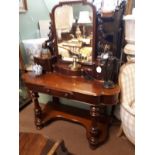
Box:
22, 0, 121, 149
49, 0, 97, 76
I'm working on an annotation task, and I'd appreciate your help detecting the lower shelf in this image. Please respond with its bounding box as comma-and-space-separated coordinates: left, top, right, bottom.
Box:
41, 102, 109, 148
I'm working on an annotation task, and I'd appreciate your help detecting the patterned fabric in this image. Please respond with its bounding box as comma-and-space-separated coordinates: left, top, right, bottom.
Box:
119, 62, 135, 107
121, 104, 135, 144
119, 62, 135, 144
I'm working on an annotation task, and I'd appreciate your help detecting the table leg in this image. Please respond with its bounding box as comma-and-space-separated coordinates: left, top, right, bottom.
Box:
89, 105, 100, 148
30, 91, 42, 130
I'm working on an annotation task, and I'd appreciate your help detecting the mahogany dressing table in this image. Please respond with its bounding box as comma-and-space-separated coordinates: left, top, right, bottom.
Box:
22, 71, 120, 148
22, 0, 121, 149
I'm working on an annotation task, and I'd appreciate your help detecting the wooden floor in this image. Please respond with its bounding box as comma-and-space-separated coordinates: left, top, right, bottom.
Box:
20, 103, 135, 155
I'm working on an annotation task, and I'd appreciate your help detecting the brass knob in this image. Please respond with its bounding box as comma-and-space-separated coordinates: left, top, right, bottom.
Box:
46, 89, 50, 93
64, 93, 69, 97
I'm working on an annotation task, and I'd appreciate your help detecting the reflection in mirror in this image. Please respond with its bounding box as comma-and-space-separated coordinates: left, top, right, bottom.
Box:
54, 3, 93, 63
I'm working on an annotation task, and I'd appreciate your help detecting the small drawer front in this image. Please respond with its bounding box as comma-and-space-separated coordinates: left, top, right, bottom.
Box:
26, 83, 74, 99
43, 87, 74, 99
26, 84, 44, 93
25, 83, 101, 104
73, 92, 100, 104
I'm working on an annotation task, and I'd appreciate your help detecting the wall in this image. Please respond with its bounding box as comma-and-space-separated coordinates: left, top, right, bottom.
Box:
19, 0, 59, 64
19, 0, 92, 40
19, 0, 58, 40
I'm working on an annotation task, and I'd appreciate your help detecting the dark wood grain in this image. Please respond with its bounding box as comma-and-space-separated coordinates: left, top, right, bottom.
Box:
42, 102, 109, 148
22, 72, 120, 97
19, 132, 54, 155
22, 72, 120, 149
19, 132, 70, 155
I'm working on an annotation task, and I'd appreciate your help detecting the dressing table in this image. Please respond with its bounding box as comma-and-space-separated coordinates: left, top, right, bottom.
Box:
22, 0, 121, 149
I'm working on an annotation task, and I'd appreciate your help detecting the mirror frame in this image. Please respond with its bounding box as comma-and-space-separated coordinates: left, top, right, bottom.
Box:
50, 0, 96, 64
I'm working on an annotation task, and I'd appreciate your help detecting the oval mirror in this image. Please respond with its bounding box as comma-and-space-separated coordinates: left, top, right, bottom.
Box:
51, 1, 96, 64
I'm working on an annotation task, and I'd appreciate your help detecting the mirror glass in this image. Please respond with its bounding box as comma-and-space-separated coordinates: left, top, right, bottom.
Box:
54, 3, 93, 63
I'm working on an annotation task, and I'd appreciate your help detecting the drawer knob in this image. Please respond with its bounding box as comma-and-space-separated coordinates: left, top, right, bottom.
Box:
46, 89, 50, 93
64, 93, 69, 97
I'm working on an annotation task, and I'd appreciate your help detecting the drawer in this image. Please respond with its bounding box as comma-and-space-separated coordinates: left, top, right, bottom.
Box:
27, 83, 74, 99
26, 84, 45, 93
43, 87, 74, 99
26, 83, 100, 104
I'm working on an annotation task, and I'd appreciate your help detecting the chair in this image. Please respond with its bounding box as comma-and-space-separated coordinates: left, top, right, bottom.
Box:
118, 60, 135, 144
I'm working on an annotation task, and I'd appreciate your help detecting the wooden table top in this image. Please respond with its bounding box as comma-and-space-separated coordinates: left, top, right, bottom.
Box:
19, 132, 54, 155
22, 72, 120, 96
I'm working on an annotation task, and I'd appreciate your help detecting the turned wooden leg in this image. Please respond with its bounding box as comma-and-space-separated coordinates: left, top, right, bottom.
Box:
30, 91, 43, 130
89, 105, 100, 148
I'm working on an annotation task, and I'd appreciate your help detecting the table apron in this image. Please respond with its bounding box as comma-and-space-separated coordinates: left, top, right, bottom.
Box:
26, 83, 118, 105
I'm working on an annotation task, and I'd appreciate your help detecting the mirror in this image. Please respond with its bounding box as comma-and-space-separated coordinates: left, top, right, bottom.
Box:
52, 1, 96, 64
